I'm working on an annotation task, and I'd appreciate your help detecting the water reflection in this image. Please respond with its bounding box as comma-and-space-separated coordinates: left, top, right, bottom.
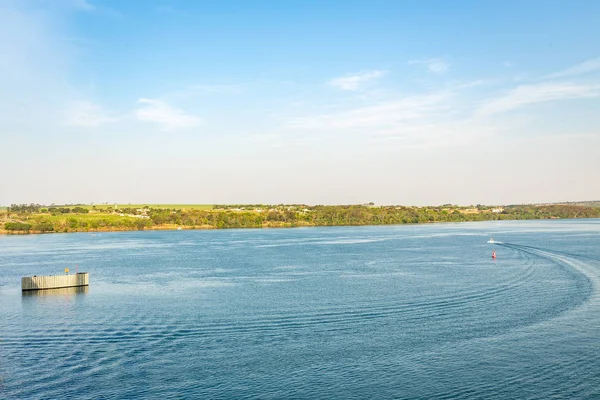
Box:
21, 286, 89, 297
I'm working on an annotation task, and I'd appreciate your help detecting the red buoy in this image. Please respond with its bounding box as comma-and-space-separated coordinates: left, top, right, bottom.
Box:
492, 250, 497, 259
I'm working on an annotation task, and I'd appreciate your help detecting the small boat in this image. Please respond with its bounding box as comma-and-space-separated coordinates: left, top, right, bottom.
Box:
487, 238, 495, 244
492, 250, 497, 259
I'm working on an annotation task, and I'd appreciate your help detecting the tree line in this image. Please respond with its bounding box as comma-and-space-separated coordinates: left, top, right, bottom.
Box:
3, 203, 599, 232
7, 204, 89, 214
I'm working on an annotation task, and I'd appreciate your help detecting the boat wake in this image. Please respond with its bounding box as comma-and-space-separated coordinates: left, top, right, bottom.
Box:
497, 242, 598, 303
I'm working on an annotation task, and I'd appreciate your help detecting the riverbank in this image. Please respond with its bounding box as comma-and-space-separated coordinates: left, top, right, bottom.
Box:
2, 202, 600, 235
0, 221, 313, 235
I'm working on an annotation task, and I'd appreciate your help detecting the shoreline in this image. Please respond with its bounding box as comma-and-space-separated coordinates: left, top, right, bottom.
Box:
0, 221, 315, 235
2, 217, 596, 236
3, 204, 599, 236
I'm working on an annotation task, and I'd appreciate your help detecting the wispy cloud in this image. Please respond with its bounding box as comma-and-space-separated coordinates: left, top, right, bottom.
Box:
186, 84, 244, 94
70, 0, 123, 18
477, 82, 600, 116
135, 98, 203, 130
328, 70, 387, 91
367, 121, 498, 150
163, 83, 245, 102
64, 101, 119, 127
409, 58, 450, 74
289, 91, 450, 131
71, 0, 95, 12
545, 57, 600, 79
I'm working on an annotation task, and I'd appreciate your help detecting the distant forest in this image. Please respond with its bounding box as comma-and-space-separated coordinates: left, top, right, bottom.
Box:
2, 202, 600, 233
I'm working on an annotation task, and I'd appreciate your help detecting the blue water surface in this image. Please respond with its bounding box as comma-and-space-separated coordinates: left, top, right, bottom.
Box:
1, 219, 599, 399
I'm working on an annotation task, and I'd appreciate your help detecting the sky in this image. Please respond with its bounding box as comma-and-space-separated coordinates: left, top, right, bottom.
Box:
1, 0, 599, 206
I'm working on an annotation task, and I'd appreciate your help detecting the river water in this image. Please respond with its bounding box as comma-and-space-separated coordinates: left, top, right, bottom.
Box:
1, 219, 599, 399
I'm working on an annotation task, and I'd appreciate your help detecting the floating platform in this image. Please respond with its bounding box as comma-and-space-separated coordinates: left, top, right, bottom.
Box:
21, 272, 89, 291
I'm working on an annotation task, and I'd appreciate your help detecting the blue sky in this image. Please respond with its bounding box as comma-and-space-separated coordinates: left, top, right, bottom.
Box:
1, 0, 599, 205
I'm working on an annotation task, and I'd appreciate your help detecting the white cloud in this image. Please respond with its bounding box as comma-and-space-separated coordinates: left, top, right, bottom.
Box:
289, 91, 450, 131
72, 0, 95, 12
545, 57, 600, 79
367, 121, 498, 150
409, 58, 450, 74
70, 0, 123, 19
135, 98, 203, 130
166, 84, 244, 100
477, 82, 600, 116
186, 84, 244, 94
64, 100, 119, 127
328, 70, 387, 91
